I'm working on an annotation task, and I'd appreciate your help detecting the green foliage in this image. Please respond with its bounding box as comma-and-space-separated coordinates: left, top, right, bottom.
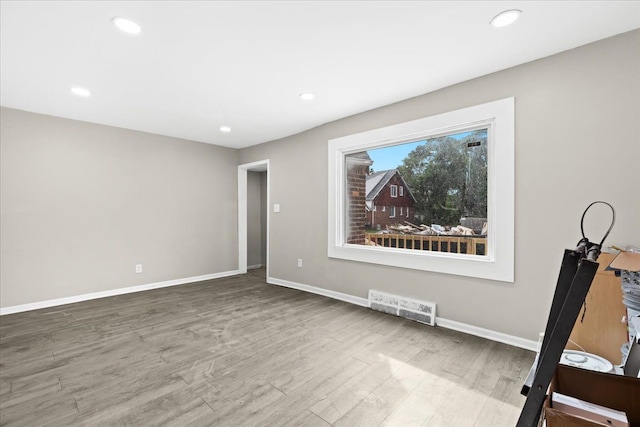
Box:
397, 130, 487, 226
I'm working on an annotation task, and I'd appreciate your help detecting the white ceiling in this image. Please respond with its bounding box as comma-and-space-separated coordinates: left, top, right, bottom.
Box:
1, 1, 639, 149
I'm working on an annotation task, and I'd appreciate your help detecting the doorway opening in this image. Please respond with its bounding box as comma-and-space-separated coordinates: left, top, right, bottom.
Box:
238, 160, 269, 277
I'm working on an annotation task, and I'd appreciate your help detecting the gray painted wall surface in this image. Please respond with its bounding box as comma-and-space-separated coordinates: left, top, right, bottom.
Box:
247, 171, 263, 267
1, 108, 239, 307
260, 172, 267, 266
239, 30, 640, 341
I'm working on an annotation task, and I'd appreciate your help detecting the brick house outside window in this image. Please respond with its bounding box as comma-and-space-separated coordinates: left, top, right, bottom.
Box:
364, 169, 416, 230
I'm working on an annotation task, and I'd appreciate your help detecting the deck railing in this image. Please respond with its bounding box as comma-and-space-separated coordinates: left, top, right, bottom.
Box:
365, 233, 487, 255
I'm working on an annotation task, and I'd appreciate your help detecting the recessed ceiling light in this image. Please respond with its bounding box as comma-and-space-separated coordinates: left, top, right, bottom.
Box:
490, 9, 522, 28
112, 17, 142, 34
70, 86, 91, 97
220, 126, 231, 133
300, 93, 315, 101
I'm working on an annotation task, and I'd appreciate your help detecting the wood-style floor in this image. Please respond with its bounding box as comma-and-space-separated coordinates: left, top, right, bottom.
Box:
0, 269, 534, 426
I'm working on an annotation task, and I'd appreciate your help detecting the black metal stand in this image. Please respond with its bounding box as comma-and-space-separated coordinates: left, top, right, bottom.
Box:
516, 202, 615, 427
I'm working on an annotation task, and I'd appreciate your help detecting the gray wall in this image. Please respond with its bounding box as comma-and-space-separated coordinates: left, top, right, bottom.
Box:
247, 171, 265, 267
260, 172, 267, 267
0, 107, 239, 308
239, 30, 640, 342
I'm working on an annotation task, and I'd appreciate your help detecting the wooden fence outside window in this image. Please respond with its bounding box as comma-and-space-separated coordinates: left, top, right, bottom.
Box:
365, 233, 487, 256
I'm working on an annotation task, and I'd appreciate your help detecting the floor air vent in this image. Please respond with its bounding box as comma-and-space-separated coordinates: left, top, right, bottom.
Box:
368, 290, 436, 326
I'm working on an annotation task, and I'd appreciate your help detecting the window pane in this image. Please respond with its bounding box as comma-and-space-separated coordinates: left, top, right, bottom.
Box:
345, 129, 488, 256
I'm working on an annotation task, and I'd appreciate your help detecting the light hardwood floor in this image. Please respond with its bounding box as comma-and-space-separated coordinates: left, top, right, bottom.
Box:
0, 269, 534, 426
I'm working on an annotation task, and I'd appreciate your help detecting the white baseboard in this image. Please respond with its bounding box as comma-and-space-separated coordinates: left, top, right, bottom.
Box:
267, 276, 369, 308
247, 264, 264, 270
0, 270, 241, 316
435, 317, 538, 352
3, 271, 538, 352
267, 276, 537, 352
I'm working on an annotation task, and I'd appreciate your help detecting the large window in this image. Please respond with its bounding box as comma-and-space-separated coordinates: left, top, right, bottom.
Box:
350, 128, 488, 255
328, 98, 514, 282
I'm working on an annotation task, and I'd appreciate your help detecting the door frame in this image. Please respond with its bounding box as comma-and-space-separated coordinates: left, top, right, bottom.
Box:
238, 159, 270, 277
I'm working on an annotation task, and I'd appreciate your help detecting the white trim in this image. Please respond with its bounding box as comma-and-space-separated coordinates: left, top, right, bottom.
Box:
247, 264, 263, 270
0, 270, 241, 316
328, 97, 515, 282
238, 160, 270, 278
267, 276, 369, 307
267, 276, 536, 351
435, 317, 538, 352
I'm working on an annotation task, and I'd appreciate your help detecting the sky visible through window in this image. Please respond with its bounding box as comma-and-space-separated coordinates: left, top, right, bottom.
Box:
367, 131, 473, 170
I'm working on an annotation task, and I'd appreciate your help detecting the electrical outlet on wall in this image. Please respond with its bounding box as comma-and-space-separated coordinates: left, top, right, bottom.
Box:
297, 259, 303, 268
135, 264, 142, 273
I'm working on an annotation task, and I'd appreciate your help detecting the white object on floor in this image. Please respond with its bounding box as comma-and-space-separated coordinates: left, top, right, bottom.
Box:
559, 350, 613, 373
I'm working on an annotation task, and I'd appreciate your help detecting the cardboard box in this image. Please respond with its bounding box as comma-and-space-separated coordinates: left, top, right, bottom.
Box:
552, 392, 628, 427
609, 251, 640, 272
545, 407, 617, 427
544, 364, 640, 427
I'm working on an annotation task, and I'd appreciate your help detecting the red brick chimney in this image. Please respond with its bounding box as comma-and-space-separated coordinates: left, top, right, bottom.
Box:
345, 152, 373, 245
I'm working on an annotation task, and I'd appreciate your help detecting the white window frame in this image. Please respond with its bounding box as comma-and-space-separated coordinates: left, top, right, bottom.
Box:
399, 206, 403, 215
389, 206, 396, 218
399, 186, 404, 196
390, 185, 398, 198
327, 98, 514, 282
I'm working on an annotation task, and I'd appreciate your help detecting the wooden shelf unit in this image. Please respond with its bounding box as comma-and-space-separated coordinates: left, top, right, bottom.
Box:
565, 253, 628, 365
